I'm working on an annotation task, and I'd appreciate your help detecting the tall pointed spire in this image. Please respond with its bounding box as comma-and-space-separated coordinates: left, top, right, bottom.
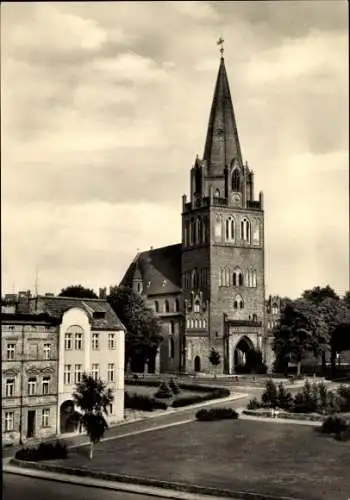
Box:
203, 50, 243, 176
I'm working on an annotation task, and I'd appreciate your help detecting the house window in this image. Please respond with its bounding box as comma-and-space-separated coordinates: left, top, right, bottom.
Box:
108, 333, 116, 350
154, 301, 159, 313
74, 364, 82, 384
64, 365, 71, 385
75, 333, 83, 350
42, 376, 50, 395
91, 364, 99, 380
6, 343, 15, 360
42, 408, 50, 428
28, 377, 37, 396
175, 298, 180, 312
92, 333, 99, 350
5, 378, 15, 397
109, 403, 113, 415
107, 363, 115, 382
5, 411, 14, 432
43, 344, 51, 360
165, 300, 170, 313
64, 333, 72, 350
194, 300, 200, 313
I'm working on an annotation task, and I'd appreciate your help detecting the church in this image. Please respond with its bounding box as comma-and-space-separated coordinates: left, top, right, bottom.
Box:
120, 47, 277, 375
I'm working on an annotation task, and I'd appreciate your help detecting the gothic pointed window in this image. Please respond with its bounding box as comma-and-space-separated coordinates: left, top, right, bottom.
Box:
169, 336, 175, 359
175, 298, 180, 312
190, 218, 194, 245
239, 273, 243, 286
233, 267, 243, 287
184, 220, 190, 246
215, 214, 222, 241
232, 169, 241, 192
225, 219, 230, 240
194, 299, 200, 313
231, 218, 235, 240
225, 268, 230, 286
252, 269, 257, 287
241, 217, 251, 243
191, 268, 199, 289
234, 294, 244, 310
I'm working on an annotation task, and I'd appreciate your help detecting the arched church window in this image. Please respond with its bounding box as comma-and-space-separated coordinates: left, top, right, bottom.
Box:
175, 298, 180, 312
194, 299, 200, 313
232, 169, 241, 192
225, 268, 230, 286
225, 219, 230, 240
194, 319, 198, 329
184, 220, 190, 246
252, 270, 257, 287
165, 300, 170, 313
169, 336, 175, 358
215, 214, 222, 241
241, 217, 251, 243
154, 301, 159, 313
231, 218, 235, 240
191, 268, 198, 289
233, 267, 243, 287
196, 217, 202, 244
190, 218, 194, 245
234, 294, 244, 310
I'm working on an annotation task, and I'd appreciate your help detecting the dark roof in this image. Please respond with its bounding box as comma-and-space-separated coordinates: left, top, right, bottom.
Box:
29, 296, 125, 331
120, 244, 182, 296
1, 312, 60, 325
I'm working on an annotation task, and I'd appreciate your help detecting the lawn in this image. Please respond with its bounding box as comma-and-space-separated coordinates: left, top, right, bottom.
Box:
52, 420, 350, 500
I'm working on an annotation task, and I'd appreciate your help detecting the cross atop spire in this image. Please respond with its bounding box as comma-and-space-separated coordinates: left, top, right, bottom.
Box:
217, 37, 224, 57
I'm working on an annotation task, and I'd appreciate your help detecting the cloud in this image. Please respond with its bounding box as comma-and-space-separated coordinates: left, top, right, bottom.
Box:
1, 1, 348, 299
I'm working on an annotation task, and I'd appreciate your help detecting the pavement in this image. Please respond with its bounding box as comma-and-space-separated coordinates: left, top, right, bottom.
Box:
4, 472, 241, 500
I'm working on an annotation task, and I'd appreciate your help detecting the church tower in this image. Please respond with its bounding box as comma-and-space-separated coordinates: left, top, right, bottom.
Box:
181, 44, 265, 374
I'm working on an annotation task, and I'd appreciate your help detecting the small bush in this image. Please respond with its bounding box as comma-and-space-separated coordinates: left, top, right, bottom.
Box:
172, 388, 229, 408
169, 378, 181, 395
247, 397, 262, 410
335, 427, 350, 441
277, 382, 294, 411
154, 382, 173, 399
322, 415, 349, 435
196, 407, 239, 421
337, 385, 350, 412
261, 379, 278, 408
124, 392, 168, 411
15, 440, 67, 462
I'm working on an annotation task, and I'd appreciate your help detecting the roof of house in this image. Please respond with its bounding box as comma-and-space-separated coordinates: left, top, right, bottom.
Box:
29, 296, 125, 331
120, 243, 182, 296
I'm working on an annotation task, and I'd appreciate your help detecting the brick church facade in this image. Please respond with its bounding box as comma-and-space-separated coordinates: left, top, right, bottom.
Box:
121, 54, 276, 374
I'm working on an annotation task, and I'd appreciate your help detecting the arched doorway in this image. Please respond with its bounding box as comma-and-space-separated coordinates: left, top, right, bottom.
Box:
194, 355, 201, 372
234, 336, 254, 374
60, 400, 80, 434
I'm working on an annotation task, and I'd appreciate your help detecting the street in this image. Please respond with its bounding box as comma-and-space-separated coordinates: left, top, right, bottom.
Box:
3, 473, 164, 500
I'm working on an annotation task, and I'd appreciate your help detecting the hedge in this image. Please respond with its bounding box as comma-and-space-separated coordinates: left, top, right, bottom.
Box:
15, 441, 67, 462
196, 408, 239, 421
124, 392, 168, 411
172, 388, 229, 408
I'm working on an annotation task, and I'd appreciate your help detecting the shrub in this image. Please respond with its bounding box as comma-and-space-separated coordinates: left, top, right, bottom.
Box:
247, 397, 261, 410
322, 415, 350, 435
154, 382, 173, 399
15, 440, 67, 462
124, 392, 168, 411
169, 378, 181, 395
261, 379, 278, 408
337, 385, 350, 412
277, 382, 294, 411
172, 388, 229, 408
196, 407, 239, 421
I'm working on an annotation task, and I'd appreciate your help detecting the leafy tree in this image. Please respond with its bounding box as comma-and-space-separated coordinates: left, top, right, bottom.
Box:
208, 347, 221, 377
107, 286, 162, 372
72, 373, 113, 460
59, 285, 98, 299
246, 348, 267, 374
302, 285, 339, 305
273, 298, 329, 376
343, 291, 350, 308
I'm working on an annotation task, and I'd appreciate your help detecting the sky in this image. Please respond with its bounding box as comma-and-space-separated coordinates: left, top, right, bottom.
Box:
1, 1, 349, 299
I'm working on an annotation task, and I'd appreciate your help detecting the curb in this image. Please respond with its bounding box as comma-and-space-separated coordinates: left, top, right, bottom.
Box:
5, 459, 304, 500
